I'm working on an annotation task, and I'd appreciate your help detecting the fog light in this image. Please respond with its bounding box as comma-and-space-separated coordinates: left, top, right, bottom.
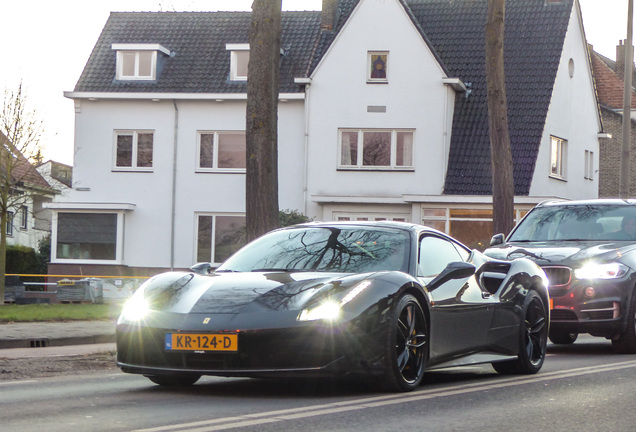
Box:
583, 286, 596, 299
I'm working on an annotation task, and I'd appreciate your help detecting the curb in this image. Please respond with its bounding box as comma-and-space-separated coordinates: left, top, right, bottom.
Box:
0, 334, 116, 350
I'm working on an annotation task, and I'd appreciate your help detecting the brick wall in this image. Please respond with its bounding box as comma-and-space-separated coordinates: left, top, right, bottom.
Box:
598, 107, 636, 197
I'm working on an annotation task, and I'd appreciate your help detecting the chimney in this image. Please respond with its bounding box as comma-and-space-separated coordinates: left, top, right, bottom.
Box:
616, 39, 635, 78
321, 0, 338, 31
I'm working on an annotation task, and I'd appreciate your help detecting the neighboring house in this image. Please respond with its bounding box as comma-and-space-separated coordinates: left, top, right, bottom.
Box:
35, 160, 73, 233
52, 0, 602, 277
0, 133, 57, 251
590, 41, 636, 197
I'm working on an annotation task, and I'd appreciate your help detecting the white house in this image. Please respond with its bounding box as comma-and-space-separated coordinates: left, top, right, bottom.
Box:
52, 0, 603, 277
0, 134, 57, 251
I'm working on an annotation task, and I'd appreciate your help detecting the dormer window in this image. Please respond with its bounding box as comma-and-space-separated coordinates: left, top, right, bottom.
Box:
226, 44, 250, 81
112, 44, 171, 81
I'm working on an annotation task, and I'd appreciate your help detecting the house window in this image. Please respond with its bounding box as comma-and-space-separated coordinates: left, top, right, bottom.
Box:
196, 214, 246, 264
113, 44, 170, 81
550, 136, 567, 179
584, 150, 594, 180
339, 129, 413, 169
19, 206, 27, 229
197, 131, 246, 172
368, 51, 388, 83
227, 44, 250, 81
56, 213, 118, 261
421, 206, 530, 250
114, 131, 154, 170
6, 211, 13, 236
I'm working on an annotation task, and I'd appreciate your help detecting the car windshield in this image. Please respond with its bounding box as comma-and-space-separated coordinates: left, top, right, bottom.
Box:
217, 226, 410, 273
508, 204, 636, 242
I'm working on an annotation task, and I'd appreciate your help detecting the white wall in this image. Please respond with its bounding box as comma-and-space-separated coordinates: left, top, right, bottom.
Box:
69, 97, 306, 269
529, 3, 600, 199
305, 0, 455, 219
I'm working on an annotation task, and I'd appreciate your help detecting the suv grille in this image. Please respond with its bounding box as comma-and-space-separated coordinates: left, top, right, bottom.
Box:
542, 266, 572, 286
542, 266, 572, 297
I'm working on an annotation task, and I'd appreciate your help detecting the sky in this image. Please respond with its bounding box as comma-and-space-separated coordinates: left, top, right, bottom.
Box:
0, 0, 632, 166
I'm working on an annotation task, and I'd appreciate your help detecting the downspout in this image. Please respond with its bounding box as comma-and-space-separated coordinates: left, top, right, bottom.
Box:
170, 100, 179, 270
302, 83, 311, 216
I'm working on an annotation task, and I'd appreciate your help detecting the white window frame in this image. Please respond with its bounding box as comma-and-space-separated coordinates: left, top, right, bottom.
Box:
584, 150, 594, 180
338, 128, 415, 170
367, 51, 389, 83
196, 131, 246, 173
6, 211, 13, 236
550, 136, 567, 180
226, 44, 250, 81
19, 206, 27, 230
195, 213, 246, 266
113, 43, 170, 81
50, 210, 126, 265
333, 212, 410, 222
113, 130, 154, 172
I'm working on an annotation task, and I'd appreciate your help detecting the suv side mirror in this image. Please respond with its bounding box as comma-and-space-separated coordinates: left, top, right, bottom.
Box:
490, 233, 505, 246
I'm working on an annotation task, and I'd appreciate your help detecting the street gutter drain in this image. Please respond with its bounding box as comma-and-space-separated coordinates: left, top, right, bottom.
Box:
29, 339, 48, 348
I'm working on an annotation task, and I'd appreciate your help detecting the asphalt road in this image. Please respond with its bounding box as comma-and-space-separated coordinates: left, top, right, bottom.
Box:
1, 335, 635, 432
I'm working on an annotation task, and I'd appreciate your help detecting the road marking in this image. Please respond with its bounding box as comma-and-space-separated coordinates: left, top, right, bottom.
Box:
0, 379, 38, 386
134, 360, 636, 432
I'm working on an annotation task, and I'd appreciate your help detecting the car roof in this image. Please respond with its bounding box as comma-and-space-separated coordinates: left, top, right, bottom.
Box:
536, 199, 636, 208
292, 220, 442, 235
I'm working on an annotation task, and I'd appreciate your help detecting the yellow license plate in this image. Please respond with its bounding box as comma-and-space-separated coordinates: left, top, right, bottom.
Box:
165, 333, 238, 352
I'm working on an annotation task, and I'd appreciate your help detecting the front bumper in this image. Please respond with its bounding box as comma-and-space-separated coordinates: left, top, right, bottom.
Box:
547, 270, 633, 337
116, 313, 387, 378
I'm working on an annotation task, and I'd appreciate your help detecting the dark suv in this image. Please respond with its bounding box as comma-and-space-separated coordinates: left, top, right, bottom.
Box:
485, 199, 636, 353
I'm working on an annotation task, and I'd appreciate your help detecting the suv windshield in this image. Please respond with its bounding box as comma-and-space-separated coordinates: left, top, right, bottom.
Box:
508, 204, 636, 242
217, 226, 411, 273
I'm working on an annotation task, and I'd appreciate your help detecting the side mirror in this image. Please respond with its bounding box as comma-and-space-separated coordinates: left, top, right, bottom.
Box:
190, 262, 214, 275
490, 233, 505, 246
428, 261, 476, 289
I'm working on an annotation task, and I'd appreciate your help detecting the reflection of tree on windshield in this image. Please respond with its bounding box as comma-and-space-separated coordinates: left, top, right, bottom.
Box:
219, 227, 409, 273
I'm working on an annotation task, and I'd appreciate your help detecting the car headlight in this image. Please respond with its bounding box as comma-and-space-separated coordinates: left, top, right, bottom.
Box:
298, 301, 341, 322
574, 262, 629, 280
120, 294, 151, 322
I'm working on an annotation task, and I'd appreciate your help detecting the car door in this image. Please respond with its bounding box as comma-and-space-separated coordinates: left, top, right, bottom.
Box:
418, 234, 495, 361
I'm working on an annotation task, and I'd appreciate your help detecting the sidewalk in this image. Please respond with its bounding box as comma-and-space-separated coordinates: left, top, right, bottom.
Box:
0, 320, 116, 354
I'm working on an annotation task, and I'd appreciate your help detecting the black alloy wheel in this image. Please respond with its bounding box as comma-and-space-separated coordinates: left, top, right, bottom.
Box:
146, 373, 201, 386
493, 291, 548, 374
549, 331, 578, 345
612, 289, 636, 354
381, 294, 428, 392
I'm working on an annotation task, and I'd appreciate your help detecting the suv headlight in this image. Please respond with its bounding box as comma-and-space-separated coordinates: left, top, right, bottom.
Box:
574, 262, 629, 280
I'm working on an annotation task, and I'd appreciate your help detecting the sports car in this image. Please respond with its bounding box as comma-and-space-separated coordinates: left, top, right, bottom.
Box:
116, 221, 550, 392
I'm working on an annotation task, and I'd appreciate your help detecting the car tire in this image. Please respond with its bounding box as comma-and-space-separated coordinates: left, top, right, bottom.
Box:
612, 290, 636, 354
380, 293, 428, 392
146, 374, 201, 386
492, 291, 548, 375
549, 331, 578, 345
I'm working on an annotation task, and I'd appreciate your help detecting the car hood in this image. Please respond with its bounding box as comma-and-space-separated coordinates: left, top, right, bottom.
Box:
485, 241, 636, 266
141, 271, 368, 314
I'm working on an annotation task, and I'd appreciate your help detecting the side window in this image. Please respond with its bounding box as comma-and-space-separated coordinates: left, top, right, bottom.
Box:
418, 235, 465, 278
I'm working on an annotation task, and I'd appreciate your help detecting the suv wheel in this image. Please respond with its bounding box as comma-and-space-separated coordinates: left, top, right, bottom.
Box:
612, 291, 636, 354
549, 331, 578, 345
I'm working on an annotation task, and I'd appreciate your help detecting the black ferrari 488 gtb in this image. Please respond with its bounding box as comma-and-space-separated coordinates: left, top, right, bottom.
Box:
117, 221, 549, 392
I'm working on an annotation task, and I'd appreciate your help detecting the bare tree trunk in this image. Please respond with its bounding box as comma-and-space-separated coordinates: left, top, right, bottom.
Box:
485, 0, 514, 237
245, 0, 282, 242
